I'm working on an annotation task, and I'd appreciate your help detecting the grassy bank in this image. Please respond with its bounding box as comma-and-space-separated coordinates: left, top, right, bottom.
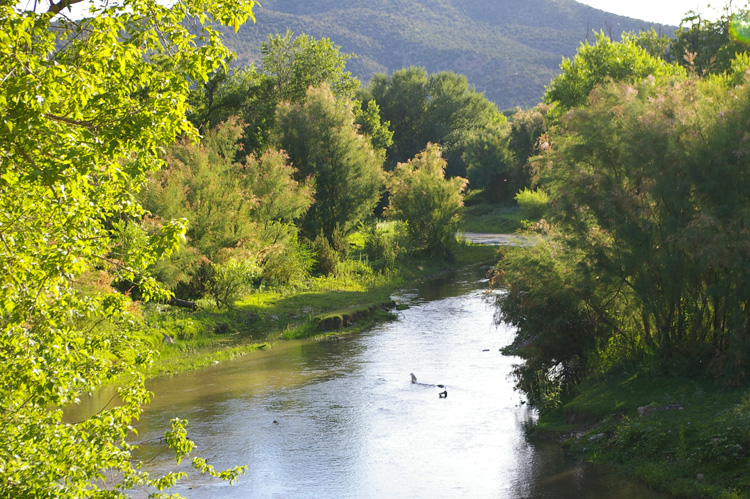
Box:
461, 201, 524, 233
138, 241, 498, 378
531, 373, 750, 498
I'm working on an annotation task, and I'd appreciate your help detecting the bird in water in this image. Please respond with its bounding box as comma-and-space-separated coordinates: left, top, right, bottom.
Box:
411, 373, 417, 384
439, 390, 448, 398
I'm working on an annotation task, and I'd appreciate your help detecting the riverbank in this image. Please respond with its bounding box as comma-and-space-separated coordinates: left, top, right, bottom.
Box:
138, 241, 498, 378
109, 258, 669, 499
529, 373, 750, 498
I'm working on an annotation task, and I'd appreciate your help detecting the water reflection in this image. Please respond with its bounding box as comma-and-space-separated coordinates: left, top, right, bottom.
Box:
70, 266, 666, 498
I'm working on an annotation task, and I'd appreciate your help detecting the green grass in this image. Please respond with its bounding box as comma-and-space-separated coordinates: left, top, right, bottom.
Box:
532, 373, 750, 498
461, 202, 524, 233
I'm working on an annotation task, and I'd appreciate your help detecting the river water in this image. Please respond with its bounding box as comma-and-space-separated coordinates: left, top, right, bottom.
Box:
74, 265, 667, 498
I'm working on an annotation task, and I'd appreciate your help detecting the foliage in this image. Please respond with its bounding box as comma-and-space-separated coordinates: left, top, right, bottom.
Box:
386, 144, 468, 258
244, 148, 315, 225
277, 84, 385, 244
671, 7, 750, 76
190, 30, 361, 157
622, 28, 673, 60
261, 29, 359, 104
312, 232, 340, 276
209, 257, 261, 310
188, 65, 278, 156
508, 103, 550, 191
514, 187, 550, 220
363, 221, 409, 271
144, 120, 258, 261
257, 223, 314, 286
502, 70, 750, 393
544, 32, 686, 121
354, 97, 394, 159
463, 122, 516, 202
366, 67, 504, 175
143, 119, 313, 297
494, 237, 601, 401
0, 0, 254, 495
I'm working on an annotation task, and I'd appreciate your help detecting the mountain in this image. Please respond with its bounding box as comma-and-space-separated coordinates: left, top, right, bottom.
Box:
221, 0, 675, 109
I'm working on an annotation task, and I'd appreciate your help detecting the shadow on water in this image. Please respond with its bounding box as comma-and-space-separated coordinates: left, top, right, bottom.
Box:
68, 265, 668, 498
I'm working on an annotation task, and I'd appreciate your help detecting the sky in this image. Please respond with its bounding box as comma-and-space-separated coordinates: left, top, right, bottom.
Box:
576, 0, 725, 26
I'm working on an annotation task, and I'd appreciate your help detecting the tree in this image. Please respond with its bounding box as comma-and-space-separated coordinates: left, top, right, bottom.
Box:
507, 103, 550, 192
0, 0, 254, 495
277, 85, 384, 247
671, 7, 750, 75
366, 67, 503, 175
386, 143, 467, 257
354, 97, 394, 159
622, 28, 673, 61
504, 71, 750, 386
366, 68, 429, 168
463, 122, 516, 202
262, 29, 359, 104
188, 65, 277, 155
544, 32, 686, 121
188, 30, 361, 158
143, 119, 313, 296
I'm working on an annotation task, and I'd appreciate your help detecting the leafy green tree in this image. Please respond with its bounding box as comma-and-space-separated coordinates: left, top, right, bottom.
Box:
145, 120, 258, 260
0, 0, 254, 495
544, 32, 686, 121
188, 65, 277, 155
494, 237, 602, 411
189, 30, 361, 158
277, 85, 385, 247
354, 98, 394, 159
366, 67, 429, 167
386, 143, 467, 257
366, 67, 503, 175
262, 29, 359, 104
463, 122, 516, 202
508, 103, 549, 191
622, 28, 673, 60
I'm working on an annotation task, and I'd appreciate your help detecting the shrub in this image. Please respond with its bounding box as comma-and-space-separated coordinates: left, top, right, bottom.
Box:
363, 221, 408, 271
209, 258, 261, 310
312, 233, 340, 276
259, 224, 314, 286
514, 187, 549, 220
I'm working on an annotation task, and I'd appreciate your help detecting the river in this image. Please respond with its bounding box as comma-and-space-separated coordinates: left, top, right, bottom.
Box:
73, 264, 666, 498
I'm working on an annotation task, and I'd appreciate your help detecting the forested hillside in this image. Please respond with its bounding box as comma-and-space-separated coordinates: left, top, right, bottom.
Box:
220, 0, 673, 108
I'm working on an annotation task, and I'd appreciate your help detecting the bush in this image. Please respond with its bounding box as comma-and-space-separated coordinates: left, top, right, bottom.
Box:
363, 221, 408, 271
514, 187, 549, 220
312, 233, 340, 276
259, 224, 314, 286
209, 257, 261, 310
386, 143, 467, 257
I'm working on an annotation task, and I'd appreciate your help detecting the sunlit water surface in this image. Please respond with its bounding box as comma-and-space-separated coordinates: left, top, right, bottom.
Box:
72, 266, 667, 498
